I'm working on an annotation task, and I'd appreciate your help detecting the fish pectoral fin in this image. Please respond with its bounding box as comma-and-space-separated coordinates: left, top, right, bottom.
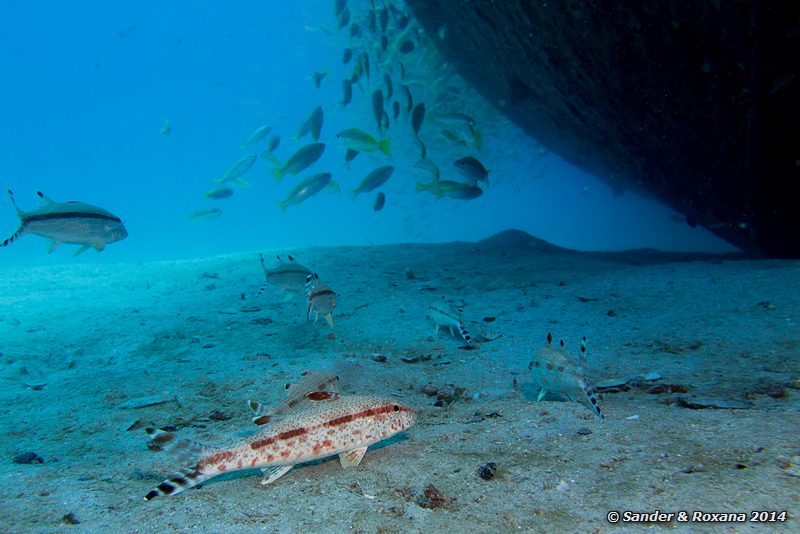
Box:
260, 465, 294, 485
339, 447, 368, 468
73, 245, 90, 256
536, 388, 548, 402
324, 314, 334, 328
47, 240, 61, 254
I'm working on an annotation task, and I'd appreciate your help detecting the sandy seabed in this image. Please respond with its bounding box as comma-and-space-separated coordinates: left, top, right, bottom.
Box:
1, 230, 798, 533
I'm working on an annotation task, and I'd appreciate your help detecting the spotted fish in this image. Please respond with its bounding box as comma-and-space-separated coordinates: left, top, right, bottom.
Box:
528, 333, 603, 418
428, 297, 472, 345
144, 394, 415, 500
248, 370, 340, 425
257, 254, 313, 301
1, 189, 127, 255
305, 273, 336, 328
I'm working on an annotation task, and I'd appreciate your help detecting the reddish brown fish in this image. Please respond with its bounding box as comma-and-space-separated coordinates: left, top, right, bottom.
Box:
144, 394, 416, 500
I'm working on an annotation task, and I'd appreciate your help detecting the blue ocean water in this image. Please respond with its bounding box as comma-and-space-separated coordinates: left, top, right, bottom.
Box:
0, 0, 736, 266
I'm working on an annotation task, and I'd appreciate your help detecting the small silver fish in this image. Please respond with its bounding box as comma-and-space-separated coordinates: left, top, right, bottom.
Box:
278, 172, 337, 212
351, 166, 394, 197
187, 208, 223, 223
337, 129, 390, 157
529, 333, 603, 418
243, 125, 272, 148
204, 187, 234, 200
272, 143, 326, 182
1, 190, 127, 255
217, 154, 257, 186
416, 180, 483, 200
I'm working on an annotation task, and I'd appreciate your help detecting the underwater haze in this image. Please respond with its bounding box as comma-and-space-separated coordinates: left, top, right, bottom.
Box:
3, 2, 797, 533
0, 0, 735, 265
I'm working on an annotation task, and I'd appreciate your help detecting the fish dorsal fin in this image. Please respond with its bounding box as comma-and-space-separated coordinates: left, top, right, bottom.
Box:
339, 446, 368, 468
249, 371, 340, 425
145, 427, 211, 466
35, 191, 55, 205
546, 332, 553, 346
6, 189, 22, 214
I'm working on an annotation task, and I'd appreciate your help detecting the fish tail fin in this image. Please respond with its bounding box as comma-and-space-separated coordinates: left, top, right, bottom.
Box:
580, 380, 604, 419
260, 152, 280, 165
458, 322, 472, 345
1, 225, 24, 248
236, 177, 251, 187
327, 180, 340, 194
272, 168, 284, 183
277, 199, 288, 213
415, 180, 429, 193
144, 427, 216, 500
378, 138, 391, 157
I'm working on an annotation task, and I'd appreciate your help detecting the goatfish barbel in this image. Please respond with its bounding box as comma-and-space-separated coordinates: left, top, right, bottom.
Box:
1, 189, 127, 255
144, 393, 415, 499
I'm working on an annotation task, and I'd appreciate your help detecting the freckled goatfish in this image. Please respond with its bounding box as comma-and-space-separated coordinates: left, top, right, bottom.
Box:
143, 392, 415, 499
1, 189, 127, 255
428, 297, 472, 345
528, 332, 604, 418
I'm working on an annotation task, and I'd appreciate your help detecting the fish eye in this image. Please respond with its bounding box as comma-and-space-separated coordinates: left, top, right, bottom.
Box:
392, 405, 400, 412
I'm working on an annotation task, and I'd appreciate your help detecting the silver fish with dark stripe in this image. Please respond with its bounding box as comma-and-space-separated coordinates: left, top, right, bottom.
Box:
1, 189, 127, 255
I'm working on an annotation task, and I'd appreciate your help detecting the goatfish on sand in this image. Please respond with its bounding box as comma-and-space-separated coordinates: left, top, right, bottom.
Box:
248, 370, 340, 425
278, 172, 338, 212
529, 333, 604, 418
217, 154, 257, 186
336, 128, 391, 157
416, 180, 483, 200
351, 165, 394, 197
143, 392, 416, 499
305, 273, 336, 328
428, 297, 472, 345
272, 143, 326, 183
1, 189, 127, 255
257, 253, 313, 301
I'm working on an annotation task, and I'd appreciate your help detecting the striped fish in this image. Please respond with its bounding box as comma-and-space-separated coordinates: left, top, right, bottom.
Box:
428, 297, 472, 345
144, 394, 415, 500
1, 189, 127, 255
257, 254, 313, 301
248, 370, 340, 425
305, 273, 336, 328
528, 333, 604, 418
